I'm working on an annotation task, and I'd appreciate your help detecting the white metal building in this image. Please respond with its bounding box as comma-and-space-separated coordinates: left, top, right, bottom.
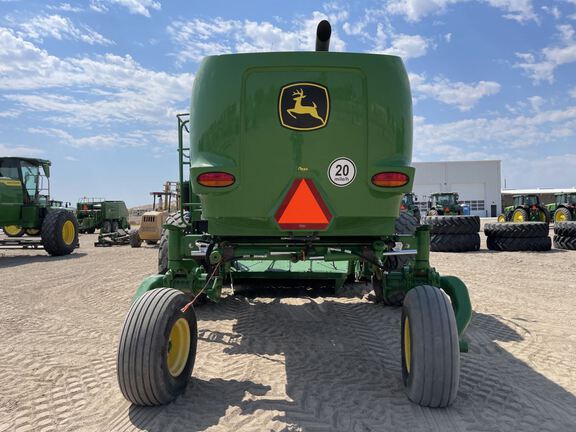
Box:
412, 160, 502, 217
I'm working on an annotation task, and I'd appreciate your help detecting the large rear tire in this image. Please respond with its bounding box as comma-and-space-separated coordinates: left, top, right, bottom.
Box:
401, 285, 459, 407
41, 210, 78, 256
554, 207, 572, 223
101, 220, 112, 234
553, 235, 576, 250
117, 288, 198, 406
424, 215, 480, 234
430, 233, 480, 252
512, 208, 528, 223
554, 221, 576, 237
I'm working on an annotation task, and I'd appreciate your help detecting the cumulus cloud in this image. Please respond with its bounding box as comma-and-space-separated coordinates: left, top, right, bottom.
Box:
167, 12, 346, 63
414, 105, 576, 157
410, 73, 501, 111
9, 14, 113, 45
105, 0, 160, 17
376, 33, 430, 59
0, 27, 192, 133
386, 0, 537, 23
515, 24, 576, 82
0, 143, 43, 157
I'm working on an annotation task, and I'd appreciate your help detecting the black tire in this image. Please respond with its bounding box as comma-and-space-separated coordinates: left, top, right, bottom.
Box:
554, 221, 576, 237
158, 212, 190, 274
553, 235, 576, 250
2, 225, 25, 237
430, 233, 480, 252
484, 222, 549, 238
101, 220, 112, 234
117, 288, 198, 406
554, 207, 572, 223
424, 216, 480, 234
401, 285, 459, 407
41, 210, 79, 256
111, 220, 119, 232
129, 228, 142, 248
87, 227, 96, 234
486, 236, 551, 251
146, 240, 158, 245
396, 212, 418, 235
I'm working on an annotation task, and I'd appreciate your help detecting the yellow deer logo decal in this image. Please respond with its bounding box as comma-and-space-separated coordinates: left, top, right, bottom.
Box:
279, 82, 329, 131
287, 88, 326, 125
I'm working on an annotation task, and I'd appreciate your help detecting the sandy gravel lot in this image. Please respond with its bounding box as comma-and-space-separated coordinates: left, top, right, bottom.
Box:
0, 230, 575, 432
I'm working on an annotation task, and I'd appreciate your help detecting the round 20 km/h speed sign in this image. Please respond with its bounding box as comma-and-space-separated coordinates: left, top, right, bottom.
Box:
327, 157, 357, 187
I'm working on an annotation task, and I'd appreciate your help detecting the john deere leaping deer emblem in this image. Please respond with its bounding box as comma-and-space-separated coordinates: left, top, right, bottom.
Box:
279, 82, 330, 131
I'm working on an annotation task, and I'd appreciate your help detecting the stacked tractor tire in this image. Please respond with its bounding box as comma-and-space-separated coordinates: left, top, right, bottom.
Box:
553, 222, 576, 250
425, 216, 480, 252
484, 222, 551, 251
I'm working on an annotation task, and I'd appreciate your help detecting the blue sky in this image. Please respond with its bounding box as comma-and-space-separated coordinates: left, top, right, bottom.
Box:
0, 0, 575, 206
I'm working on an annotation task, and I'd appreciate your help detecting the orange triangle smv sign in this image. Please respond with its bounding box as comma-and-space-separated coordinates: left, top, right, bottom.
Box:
275, 179, 332, 230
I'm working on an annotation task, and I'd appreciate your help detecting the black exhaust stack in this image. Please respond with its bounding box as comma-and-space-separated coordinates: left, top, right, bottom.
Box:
315, 20, 331, 52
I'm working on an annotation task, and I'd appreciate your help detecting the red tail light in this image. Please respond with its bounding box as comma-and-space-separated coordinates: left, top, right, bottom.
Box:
197, 172, 235, 187
445, 207, 450, 213
400, 204, 406, 210
372, 172, 409, 187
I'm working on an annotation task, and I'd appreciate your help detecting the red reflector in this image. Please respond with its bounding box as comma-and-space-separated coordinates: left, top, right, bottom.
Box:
197, 172, 235, 187
400, 204, 406, 210
445, 207, 450, 213
275, 179, 332, 230
372, 172, 409, 187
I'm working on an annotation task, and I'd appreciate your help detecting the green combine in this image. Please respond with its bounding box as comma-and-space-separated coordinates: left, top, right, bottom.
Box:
116, 21, 472, 409
427, 192, 463, 216
76, 198, 130, 233
0, 157, 78, 255
498, 194, 550, 223
546, 192, 576, 223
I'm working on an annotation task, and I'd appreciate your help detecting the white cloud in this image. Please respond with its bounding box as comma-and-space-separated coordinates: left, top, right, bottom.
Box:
527, 95, 544, 112
0, 143, 43, 157
377, 33, 430, 59
89, 1, 108, 13
444, 32, 452, 43
0, 109, 20, 118
414, 105, 576, 158
386, 0, 537, 23
571, 87, 576, 98
0, 27, 192, 133
541, 5, 561, 19
515, 24, 576, 82
410, 73, 501, 111
167, 12, 347, 64
10, 14, 113, 45
104, 0, 160, 17
47, 3, 83, 13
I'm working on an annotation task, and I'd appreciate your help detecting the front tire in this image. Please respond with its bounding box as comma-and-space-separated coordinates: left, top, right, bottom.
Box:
129, 229, 142, 248
402, 285, 459, 407
41, 210, 78, 256
117, 288, 198, 406
554, 207, 572, 223
3, 225, 24, 237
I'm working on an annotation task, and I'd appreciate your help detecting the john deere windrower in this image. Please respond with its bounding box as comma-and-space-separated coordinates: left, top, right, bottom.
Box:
117, 21, 472, 408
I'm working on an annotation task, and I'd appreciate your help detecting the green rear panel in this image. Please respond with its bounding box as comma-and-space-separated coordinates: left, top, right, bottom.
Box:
190, 52, 413, 237
102, 201, 129, 220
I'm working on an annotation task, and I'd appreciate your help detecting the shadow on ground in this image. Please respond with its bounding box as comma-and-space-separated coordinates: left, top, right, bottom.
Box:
0, 252, 87, 268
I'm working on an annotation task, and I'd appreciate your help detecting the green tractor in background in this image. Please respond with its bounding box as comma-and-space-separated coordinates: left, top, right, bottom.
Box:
427, 192, 463, 216
498, 194, 550, 223
116, 21, 472, 410
546, 192, 576, 223
76, 198, 130, 234
401, 192, 421, 221
0, 157, 78, 255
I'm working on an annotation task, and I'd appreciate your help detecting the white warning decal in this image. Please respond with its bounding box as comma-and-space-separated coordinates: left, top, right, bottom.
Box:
328, 157, 357, 187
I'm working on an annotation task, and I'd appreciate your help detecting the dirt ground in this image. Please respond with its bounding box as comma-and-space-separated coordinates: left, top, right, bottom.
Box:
0, 229, 575, 432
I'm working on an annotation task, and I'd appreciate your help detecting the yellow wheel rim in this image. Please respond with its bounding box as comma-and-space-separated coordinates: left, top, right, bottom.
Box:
404, 317, 411, 374
513, 211, 524, 223
4, 225, 22, 236
555, 211, 567, 222
497, 215, 505, 223
61, 220, 75, 245
167, 318, 190, 377
26, 228, 40, 236
538, 212, 546, 222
